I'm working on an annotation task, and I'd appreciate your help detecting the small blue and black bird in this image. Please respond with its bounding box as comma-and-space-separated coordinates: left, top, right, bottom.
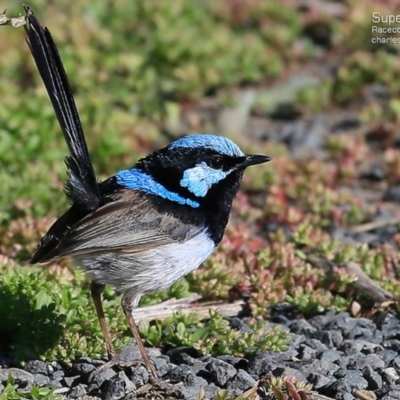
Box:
24, 6, 270, 376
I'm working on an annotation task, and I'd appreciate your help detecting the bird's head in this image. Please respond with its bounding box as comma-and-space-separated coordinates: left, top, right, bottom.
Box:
134, 134, 270, 209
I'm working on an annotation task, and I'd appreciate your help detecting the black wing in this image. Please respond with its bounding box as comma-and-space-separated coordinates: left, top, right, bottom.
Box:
24, 5, 100, 210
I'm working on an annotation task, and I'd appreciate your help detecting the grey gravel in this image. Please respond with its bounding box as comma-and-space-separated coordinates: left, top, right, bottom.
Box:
0, 368, 34, 390
206, 359, 237, 386
102, 371, 135, 400
24, 360, 48, 375
173, 376, 208, 400
68, 383, 87, 399
226, 369, 256, 395
33, 373, 50, 387
165, 364, 196, 386
273, 366, 307, 383
307, 372, 332, 389
62, 375, 81, 388
87, 367, 116, 393
2, 309, 400, 399
363, 365, 383, 390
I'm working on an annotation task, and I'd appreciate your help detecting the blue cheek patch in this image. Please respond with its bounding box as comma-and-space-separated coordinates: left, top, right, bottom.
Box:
116, 169, 200, 208
180, 162, 228, 197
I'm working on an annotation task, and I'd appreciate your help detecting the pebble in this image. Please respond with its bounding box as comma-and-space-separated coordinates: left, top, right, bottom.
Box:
87, 367, 116, 393
3, 307, 400, 399
0, 368, 34, 390
226, 369, 256, 394
165, 364, 196, 385
33, 373, 50, 387
206, 359, 236, 386
364, 365, 383, 390
68, 383, 88, 399
24, 360, 48, 375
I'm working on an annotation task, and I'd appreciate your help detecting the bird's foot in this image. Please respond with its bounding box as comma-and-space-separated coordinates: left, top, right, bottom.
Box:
136, 376, 175, 395
94, 356, 141, 374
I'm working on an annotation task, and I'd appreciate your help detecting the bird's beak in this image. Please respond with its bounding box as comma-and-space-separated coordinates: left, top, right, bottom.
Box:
239, 154, 271, 168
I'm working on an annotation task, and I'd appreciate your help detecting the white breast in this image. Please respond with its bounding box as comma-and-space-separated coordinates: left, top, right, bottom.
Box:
76, 230, 216, 295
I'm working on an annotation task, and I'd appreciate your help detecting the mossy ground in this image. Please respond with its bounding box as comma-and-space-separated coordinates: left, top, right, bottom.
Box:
0, 2, 399, 390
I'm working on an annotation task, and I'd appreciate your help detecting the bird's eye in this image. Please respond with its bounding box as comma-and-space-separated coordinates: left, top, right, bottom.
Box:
208, 156, 224, 169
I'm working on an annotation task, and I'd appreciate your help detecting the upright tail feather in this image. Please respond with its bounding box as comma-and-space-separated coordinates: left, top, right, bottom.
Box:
24, 5, 101, 211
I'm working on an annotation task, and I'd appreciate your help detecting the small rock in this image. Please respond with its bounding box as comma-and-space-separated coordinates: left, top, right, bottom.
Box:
166, 347, 201, 364
299, 360, 339, 377
217, 355, 247, 369
87, 367, 116, 393
298, 345, 317, 361
324, 312, 358, 335
308, 313, 331, 330
336, 356, 350, 370
71, 358, 103, 380
226, 369, 256, 395
273, 366, 307, 383
311, 330, 341, 348
363, 365, 383, 390
102, 371, 135, 400
356, 353, 385, 370
336, 393, 356, 400
165, 364, 196, 386
24, 360, 48, 375
0, 368, 34, 390
203, 384, 220, 399
115, 345, 141, 363
307, 373, 332, 389
62, 375, 81, 388
339, 339, 381, 353
288, 333, 306, 348
289, 320, 317, 335
52, 370, 65, 381
206, 359, 236, 387
381, 349, 398, 366
319, 350, 341, 363
47, 361, 63, 375
383, 367, 400, 385
247, 350, 296, 376
304, 338, 329, 351
333, 370, 368, 391
173, 376, 209, 400
33, 374, 50, 387
68, 383, 87, 399
152, 355, 172, 376
383, 340, 400, 352
347, 325, 382, 345
376, 385, 400, 399
170, 352, 204, 373
392, 356, 400, 370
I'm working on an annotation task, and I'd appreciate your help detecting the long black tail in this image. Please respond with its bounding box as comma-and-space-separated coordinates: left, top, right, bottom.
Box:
24, 5, 100, 211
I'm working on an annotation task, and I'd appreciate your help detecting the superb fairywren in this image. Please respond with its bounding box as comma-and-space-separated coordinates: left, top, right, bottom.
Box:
24, 6, 270, 376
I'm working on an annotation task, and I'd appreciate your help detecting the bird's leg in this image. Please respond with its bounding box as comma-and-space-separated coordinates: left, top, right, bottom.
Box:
121, 293, 157, 378
90, 281, 116, 360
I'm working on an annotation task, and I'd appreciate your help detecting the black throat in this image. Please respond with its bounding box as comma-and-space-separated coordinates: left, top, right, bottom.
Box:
144, 168, 243, 245
124, 147, 246, 245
